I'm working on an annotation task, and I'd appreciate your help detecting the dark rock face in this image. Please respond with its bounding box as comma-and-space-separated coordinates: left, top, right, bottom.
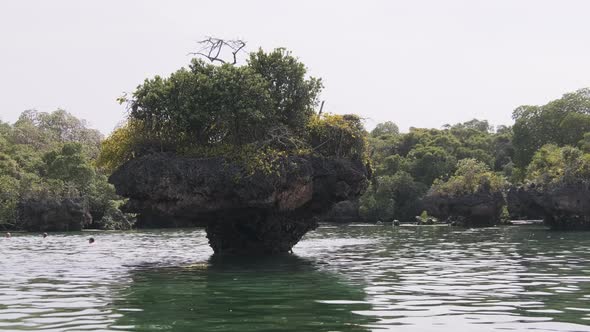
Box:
321, 200, 360, 223
110, 153, 368, 254
422, 190, 504, 227
506, 186, 544, 220
17, 198, 92, 231
205, 210, 318, 254
507, 183, 590, 230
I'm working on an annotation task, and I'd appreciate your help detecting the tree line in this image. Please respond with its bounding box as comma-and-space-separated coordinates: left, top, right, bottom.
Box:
2, 45, 589, 229
362, 88, 590, 222
0, 110, 131, 230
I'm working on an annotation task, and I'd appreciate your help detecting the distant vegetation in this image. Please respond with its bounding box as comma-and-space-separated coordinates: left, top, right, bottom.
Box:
361, 88, 590, 222
2, 44, 589, 229
430, 159, 506, 196
361, 117, 513, 222
0, 110, 131, 230
526, 144, 590, 186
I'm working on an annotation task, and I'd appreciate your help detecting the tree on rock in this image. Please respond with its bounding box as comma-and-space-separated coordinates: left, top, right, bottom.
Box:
423, 159, 506, 226
103, 46, 369, 254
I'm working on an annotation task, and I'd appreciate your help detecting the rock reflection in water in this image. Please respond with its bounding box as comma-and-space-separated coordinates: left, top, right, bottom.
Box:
2, 226, 590, 332
113, 255, 375, 332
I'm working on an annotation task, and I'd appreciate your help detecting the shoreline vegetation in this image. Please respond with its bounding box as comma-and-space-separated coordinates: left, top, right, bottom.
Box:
2, 46, 590, 233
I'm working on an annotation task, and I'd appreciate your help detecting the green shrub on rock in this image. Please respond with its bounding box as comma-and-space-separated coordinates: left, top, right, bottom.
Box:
99, 49, 367, 178
98, 200, 135, 230
430, 158, 506, 197
526, 144, 590, 186
307, 114, 367, 161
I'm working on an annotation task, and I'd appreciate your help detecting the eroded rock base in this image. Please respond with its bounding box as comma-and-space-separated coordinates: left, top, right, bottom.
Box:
205, 210, 318, 255
508, 183, 590, 230
546, 214, 590, 231
110, 153, 369, 254
422, 191, 504, 227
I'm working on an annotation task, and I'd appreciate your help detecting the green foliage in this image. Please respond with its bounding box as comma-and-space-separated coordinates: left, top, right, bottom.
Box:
491, 130, 515, 172
248, 48, 323, 132
98, 200, 134, 230
370, 121, 399, 138
407, 145, 457, 185
96, 120, 149, 173
0, 152, 19, 178
0, 175, 19, 228
307, 114, 367, 160
512, 88, 590, 168
359, 180, 395, 222
86, 174, 119, 222
579, 132, 590, 153
367, 134, 400, 167
42, 143, 96, 189
526, 144, 590, 185
100, 48, 338, 175
187, 143, 306, 179
0, 110, 126, 231
450, 119, 493, 133
12, 109, 102, 157
430, 159, 506, 196
119, 49, 322, 154
420, 210, 429, 221
129, 60, 275, 149
500, 205, 510, 224
360, 118, 513, 222
374, 154, 405, 177
359, 171, 426, 222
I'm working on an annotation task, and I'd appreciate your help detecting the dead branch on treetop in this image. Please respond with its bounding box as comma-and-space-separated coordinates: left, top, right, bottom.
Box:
189, 37, 246, 65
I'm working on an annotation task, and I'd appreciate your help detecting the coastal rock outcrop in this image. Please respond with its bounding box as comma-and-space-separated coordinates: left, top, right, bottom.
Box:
17, 197, 92, 231
422, 190, 504, 227
506, 186, 544, 220
109, 153, 368, 254
321, 200, 361, 223
507, 183, 590, 230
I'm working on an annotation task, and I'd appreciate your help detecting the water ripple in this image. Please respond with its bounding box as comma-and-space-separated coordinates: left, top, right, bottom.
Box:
1, 225, 590, 331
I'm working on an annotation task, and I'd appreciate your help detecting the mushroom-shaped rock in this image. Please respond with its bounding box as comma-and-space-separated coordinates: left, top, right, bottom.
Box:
109, 153, 368, 254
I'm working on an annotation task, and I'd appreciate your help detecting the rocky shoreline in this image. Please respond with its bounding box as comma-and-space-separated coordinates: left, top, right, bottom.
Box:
13, 159, 590, 237
507, 182, 590, 230
422, 190, 504, 227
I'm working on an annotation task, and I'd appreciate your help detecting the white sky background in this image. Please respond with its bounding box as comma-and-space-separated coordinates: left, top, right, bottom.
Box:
1, 0, 589, 134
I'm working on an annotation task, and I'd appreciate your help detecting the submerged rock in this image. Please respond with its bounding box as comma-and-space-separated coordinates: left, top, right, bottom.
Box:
508, 182, 590, 230
422, 190, 504, 227
17, 197, 92, 231
110, 153, 368, 254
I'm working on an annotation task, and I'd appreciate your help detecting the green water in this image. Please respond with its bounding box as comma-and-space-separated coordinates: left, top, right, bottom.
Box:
1, 225, 590, 331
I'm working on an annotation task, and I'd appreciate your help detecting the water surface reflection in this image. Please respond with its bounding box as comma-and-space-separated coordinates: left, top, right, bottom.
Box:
114, 255, 374, 331
1, 225, 590, 331
298, 225, 590, 331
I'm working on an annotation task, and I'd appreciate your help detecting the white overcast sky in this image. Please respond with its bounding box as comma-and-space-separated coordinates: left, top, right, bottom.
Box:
1, 0, 589, 134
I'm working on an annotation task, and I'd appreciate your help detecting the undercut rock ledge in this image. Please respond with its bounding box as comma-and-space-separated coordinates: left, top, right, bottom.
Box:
109, 153, 368, 254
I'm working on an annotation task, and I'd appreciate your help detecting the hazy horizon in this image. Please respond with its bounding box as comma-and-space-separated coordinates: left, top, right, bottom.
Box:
1, 0, 589, 135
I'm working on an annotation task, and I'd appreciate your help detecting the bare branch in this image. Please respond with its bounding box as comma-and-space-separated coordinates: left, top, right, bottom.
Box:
189, 37, 247, 65
230, 40, 246, 65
